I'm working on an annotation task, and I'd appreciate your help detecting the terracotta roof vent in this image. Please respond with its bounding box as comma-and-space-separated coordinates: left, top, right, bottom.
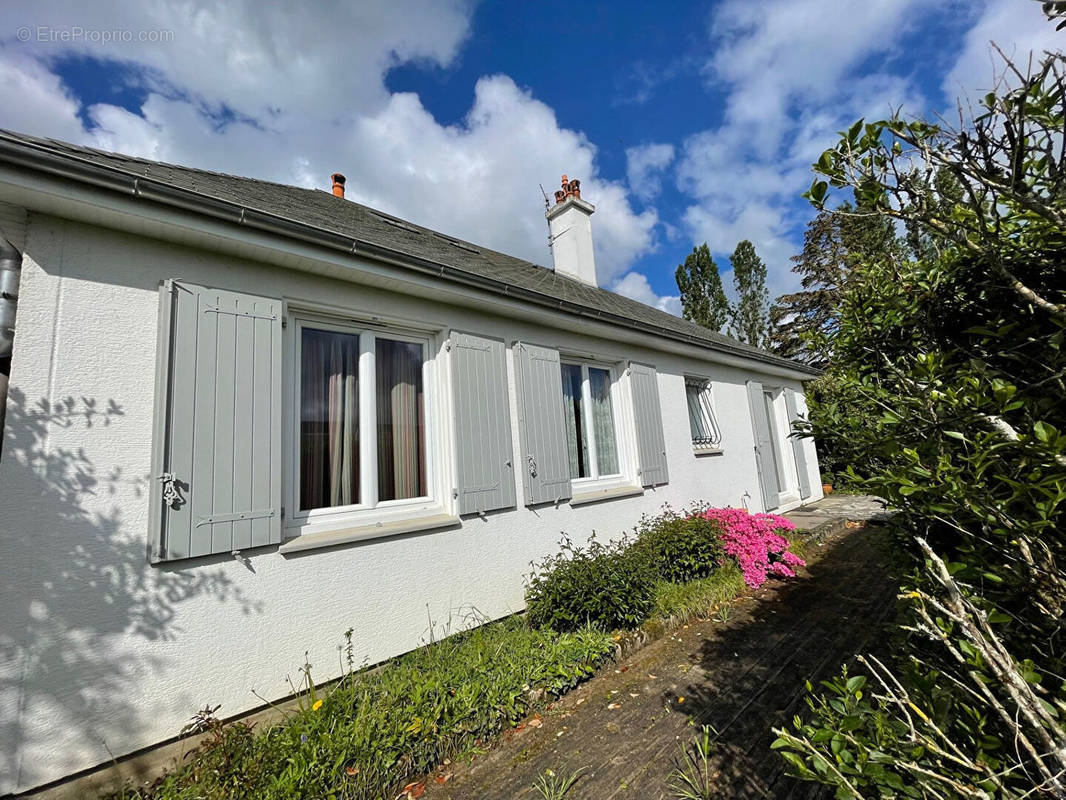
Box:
331, 173, 346, 199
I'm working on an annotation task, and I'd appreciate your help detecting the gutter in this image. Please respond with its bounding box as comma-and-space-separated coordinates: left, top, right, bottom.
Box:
0, 133, 820, 378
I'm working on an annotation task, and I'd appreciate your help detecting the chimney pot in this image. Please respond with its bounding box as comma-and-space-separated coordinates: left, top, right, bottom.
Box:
331, 172, 346, 199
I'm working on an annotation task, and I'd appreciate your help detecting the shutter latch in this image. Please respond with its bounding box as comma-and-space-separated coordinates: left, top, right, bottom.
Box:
159, 472, 183, 509
527, 454, 538, 478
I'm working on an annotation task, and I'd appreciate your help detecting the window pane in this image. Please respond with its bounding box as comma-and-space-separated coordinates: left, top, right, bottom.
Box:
588, 367, 618, 474
300, 328, 360, 510
561, 364, 589, 478
686, 384, 708, 441
687, 381, 722, 447
376, 338, 426, 501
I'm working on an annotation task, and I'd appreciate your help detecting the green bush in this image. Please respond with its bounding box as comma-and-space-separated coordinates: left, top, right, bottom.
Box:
113, 617, 613, 800
525, 534, 658, 632
632, 508, 725, 584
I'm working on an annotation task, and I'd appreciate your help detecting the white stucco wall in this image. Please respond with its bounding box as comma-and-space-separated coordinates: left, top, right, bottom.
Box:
0, 212, 822, 793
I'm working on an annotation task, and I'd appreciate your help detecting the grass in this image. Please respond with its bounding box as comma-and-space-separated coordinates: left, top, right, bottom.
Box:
651, 562, 746, 623
112, 618, 613, 800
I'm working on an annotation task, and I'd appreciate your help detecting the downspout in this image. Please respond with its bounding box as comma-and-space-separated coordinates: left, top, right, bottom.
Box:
0, 235, 22, 458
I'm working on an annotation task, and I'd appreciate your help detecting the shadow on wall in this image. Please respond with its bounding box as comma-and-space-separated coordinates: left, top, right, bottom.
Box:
0, 388, 261, 793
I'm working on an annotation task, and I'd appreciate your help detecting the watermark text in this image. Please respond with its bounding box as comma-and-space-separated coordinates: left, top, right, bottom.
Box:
17, 26, 174, 44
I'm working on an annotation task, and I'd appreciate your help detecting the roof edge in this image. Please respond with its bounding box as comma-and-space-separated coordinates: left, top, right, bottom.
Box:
0, 131, 820, 378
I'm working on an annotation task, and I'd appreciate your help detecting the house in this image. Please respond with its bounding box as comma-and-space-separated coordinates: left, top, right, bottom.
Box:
0, 130, 821, 795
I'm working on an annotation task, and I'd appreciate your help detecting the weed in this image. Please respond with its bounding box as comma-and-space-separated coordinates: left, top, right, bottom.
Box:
668, 725, 718, 800
533, 766, 586, 799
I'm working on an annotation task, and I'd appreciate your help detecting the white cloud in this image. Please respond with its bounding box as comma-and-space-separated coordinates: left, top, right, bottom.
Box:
675, 0, 935, 299
611, 271, 681, 316
625, 143, 675, 201
0, 1, 656, 285
943, 0, 1062, 101
675, 0, 1057, 302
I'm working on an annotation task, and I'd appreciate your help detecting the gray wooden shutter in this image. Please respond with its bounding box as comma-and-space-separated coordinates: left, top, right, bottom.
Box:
150, 280, 282, 562
629, 362, 668, 487
746, 381, 779, 510
513, 342, 572, 505
451, 331, 516, 515
784, 388, 812, 500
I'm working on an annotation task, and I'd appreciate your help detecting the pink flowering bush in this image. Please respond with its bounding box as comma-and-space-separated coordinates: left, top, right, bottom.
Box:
699, 507, 805, 589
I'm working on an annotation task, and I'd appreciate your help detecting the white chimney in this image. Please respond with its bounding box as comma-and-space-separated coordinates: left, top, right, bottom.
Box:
546, 174, 597, 287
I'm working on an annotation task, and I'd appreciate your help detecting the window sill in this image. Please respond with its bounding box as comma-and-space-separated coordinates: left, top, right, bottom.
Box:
569, 484, 644, 506
693, 446, 724, 456
279, 512, 460, 554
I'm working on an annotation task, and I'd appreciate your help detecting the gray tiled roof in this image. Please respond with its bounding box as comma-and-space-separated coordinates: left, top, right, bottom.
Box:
0, 130, 816, 375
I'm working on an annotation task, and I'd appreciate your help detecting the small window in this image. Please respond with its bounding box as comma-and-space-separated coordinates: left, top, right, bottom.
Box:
561, 362, 621, 480
296, 320, 429, 518
686, 377, 722, 450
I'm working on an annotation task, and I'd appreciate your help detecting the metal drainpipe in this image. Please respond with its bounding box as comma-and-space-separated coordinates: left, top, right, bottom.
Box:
0, 235, 22, 457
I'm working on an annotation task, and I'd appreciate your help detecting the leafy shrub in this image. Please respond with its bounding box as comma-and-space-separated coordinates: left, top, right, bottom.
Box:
700, 507, 805, 588
525, 534, 658, 632
631, 507, 725, 583
775, 49, 1066, 797
112, 617, 613, 800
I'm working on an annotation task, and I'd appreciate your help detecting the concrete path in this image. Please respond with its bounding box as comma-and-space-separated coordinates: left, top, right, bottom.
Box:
418, 503, 896, 800
784, 493, 891, 532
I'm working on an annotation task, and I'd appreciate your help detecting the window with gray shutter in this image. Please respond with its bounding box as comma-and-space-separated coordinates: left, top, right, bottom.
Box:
784, 388, 812, 500
746, 380, 780, 510
451, 331, 516, 515
513, 342, 572, 505
629, 362, 668, 487
149, 280, 282, 562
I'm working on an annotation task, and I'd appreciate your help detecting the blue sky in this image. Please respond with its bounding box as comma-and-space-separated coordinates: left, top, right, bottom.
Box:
0, 1, 1060, 313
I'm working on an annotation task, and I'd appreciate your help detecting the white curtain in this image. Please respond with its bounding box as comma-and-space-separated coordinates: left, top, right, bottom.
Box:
376, 338, 426, 501
589, 367, 618, 474
560, 364, 587, 478
300, 328, 360, 509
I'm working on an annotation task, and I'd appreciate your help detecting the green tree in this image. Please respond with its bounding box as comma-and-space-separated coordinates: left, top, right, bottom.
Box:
770, 202, 903, 367
674, 243, 731, 332
775, 50, 1066, 798
728, 240, 770, 348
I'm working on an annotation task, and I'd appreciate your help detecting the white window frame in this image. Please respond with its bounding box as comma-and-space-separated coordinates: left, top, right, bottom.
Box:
282, 310, 452, 544
685, 376, 724, 454
560, 358, 639, 495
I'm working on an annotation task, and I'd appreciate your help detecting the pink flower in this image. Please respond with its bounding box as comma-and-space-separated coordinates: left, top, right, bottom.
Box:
698, 507, 806, 589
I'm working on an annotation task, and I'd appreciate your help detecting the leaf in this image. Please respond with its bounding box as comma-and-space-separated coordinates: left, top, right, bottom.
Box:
845, 675, 867, 693
1034, 420, 1057, 443
847, 118, 865, 144
402, 781, 426, 799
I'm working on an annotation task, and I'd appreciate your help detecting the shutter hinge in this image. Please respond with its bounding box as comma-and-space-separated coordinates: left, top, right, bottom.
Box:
281, 506, 286, 519
281, 317, 288, 328
452, 488, 458, 499
444, 338, 452, 352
